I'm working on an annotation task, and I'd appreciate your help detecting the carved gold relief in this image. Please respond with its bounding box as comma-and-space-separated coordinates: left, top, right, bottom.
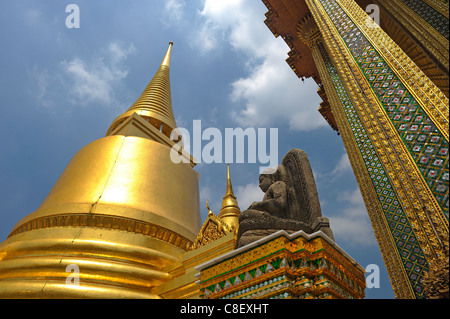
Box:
190, 212, 232, 250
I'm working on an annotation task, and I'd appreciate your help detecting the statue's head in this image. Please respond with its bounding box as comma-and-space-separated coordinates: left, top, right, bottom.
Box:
258, 165, 283, 192
258, 173, 273, 192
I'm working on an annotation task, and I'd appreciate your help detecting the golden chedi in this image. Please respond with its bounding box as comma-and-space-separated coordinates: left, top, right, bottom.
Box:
218, 164, 241, 231
0, 42, 202, 298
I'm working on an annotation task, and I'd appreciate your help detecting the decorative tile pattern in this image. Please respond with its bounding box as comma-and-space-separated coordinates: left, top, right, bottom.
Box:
199, 235, 365, 299
319, 0, 449, 219
317, 41, 429, 298
203, 257, 290, 299
401, 0, 449, 40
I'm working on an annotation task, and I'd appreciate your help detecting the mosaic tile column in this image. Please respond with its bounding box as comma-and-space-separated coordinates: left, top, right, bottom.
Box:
302, 0, 449, 298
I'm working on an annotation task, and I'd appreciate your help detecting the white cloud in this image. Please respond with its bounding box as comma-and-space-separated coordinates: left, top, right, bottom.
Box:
197, 0, 270, 56
61, 40, 136, 106
25, 9, 41, 26
235, 182, 264, 211
62, 58, 114, 105
163, 0, 186, 25
30, 66, 52, 108
314, 151, 352, 186
106, 41, 137, 65
30, 40, 136, 111
230, 59, 324, 130
331, 152, 352, 176
196, 0, 326, 131
329, 188, 376, 246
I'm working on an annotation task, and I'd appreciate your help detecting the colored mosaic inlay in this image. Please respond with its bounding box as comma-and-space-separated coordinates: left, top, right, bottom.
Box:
202, 259, 292, 299
200, 235, 365, 300
319, 0, 449, 220
317, 41, 428, 298
203, 257, 362, 300
401, 0, 449, 40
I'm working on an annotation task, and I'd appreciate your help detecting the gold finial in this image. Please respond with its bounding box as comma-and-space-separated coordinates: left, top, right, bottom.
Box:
206, 200, 213, 215
219, 164, 241, 231
225, 164, 233, 196
162, 42, 173, 68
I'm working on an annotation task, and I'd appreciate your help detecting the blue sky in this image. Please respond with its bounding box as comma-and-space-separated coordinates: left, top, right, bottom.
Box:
0, 0, 394, 298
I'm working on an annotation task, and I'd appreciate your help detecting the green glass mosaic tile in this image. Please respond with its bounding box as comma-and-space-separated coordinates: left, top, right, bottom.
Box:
271, 258, 283, 270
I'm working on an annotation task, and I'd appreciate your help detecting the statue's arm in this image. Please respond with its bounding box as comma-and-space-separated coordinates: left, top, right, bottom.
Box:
249, 182, 287, 214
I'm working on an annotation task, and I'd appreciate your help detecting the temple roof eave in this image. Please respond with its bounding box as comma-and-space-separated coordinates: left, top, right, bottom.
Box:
263, 0, 322, 84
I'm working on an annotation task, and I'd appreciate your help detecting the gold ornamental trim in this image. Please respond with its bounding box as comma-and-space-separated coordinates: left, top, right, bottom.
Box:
422, 0, 449, 18
376, 0, 449, 71
191, 212, 232, 250
8, 213, 193, 251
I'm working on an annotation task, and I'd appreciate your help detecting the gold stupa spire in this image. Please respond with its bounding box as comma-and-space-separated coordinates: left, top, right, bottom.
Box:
107, 42, 177, 138
218, 164, 241, 230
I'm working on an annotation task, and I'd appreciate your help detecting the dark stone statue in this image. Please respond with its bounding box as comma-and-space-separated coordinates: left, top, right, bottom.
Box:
236, 149, 334, 248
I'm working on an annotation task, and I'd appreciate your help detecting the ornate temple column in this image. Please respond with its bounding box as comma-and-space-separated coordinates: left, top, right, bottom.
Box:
296, 0, 448, 298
